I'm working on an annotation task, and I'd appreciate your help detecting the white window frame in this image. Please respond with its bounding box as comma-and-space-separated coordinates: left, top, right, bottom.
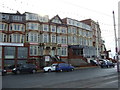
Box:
11, 34, 23, 43
10, 24, 25, 31
0, 23, 8, 31
43, 34, 49, 43
27, 23, 39, 30
51, 25, 56, 32
61, 47, 67, 56
51, 34, 56, 43
30, 46, 39, 56
57, 36, 61, 44
61, 36, 67, 44
43, 24, 49, 31
0, 33, 7, 42
29, 33, 38, 42
12, 16, 22, 21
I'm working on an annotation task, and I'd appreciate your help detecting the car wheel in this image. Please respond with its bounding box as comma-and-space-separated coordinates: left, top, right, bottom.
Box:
32, 69, 36, 74
106, 65, 109, 68
16, 70, 20, 74
71, 68, 74, 71
48, 69, 51, 72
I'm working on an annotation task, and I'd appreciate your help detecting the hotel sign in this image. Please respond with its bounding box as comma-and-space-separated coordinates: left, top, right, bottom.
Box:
0, 43, 24, 46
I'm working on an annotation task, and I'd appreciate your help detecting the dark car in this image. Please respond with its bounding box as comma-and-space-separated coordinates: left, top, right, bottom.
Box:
12, 64, 37, 74
90, 60, 99, 66
56, 63, 75, 72
100, 60, 115, 68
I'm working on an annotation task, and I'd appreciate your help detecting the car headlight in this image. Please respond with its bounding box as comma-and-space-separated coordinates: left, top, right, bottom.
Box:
3, 70, 6, 72
13, 68, 16, 70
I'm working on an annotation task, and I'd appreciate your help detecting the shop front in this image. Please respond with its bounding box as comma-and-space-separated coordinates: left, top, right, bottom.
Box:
1, 43, 29, 71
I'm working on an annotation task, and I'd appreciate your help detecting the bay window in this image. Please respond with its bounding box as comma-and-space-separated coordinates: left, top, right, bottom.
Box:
72, 27, 77, 34
10, 34, 24, 43
27, 23, 39, 30
9, 24, 25, 31
28, 33, 38, 42
0, 33, 7, 42
0, 23, 8, 31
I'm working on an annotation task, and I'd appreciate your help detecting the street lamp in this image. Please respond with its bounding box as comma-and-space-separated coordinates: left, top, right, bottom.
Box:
113, 11, 119, 72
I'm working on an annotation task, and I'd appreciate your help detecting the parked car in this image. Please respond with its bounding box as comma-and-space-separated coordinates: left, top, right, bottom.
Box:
43, 63, 74, 72
12, 64, 37, 74
99, 59, 115, 68
90, 60, 99, 66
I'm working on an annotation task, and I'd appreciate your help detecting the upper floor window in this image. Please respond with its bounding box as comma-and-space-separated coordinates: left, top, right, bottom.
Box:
10, 24, 25, 31
1, 14, 9, 20
0, 23, 8, 31
0, 33, 7, 42
10, 34, 24, 43
68, 27, 72, 34
28, 33, 38, 42
61, 36, 67, 44
68, 36, 72, 44
26, 13, 38, 21
57, 36, 61, 44
51, 35, 56, 43
78, 29, 82, 36
50, 25, 56, 32
43, 34, 49, 43
61, 27, 67, 34
57, 27, 61, 33
73, 36, 77, 44
52, 17, 62, 24
43, 24, 49, 31
30, 46, 39, 56
72, 27, 77, 34
26, 23, 39, 30
12, 16, 22, 21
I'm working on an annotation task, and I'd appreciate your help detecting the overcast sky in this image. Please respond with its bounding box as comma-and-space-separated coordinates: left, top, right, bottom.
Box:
0, 0, 119, 58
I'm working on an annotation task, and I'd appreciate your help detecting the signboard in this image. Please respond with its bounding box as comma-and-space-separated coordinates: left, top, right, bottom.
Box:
45, 56, 50, 61
5, 55, 14, 59
0, 43, 23, 46
30, 43, 39, 45
61, 44, 68, 47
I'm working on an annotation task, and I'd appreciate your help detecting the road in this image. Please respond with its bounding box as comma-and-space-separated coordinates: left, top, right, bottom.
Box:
2, 66, 119, 88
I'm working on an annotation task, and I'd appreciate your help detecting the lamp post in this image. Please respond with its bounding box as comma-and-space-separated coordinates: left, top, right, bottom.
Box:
113, 11, 119, 72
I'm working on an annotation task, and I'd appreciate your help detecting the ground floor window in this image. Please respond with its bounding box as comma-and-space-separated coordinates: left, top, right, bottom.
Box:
4, 47, 15, 59
61, 47, 67, 56
4, 60, 15, 69
30, 46, 39, 56
18, 47, 28, 59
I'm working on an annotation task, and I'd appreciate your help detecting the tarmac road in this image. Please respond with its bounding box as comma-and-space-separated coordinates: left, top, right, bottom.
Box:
2, 66, 119, 89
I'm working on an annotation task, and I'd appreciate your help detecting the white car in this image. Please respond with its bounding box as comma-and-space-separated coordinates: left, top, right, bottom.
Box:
43, 64, 57, 72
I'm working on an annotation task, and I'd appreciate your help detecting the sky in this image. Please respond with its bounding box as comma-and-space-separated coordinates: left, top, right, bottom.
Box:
0, 0, 119, 58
